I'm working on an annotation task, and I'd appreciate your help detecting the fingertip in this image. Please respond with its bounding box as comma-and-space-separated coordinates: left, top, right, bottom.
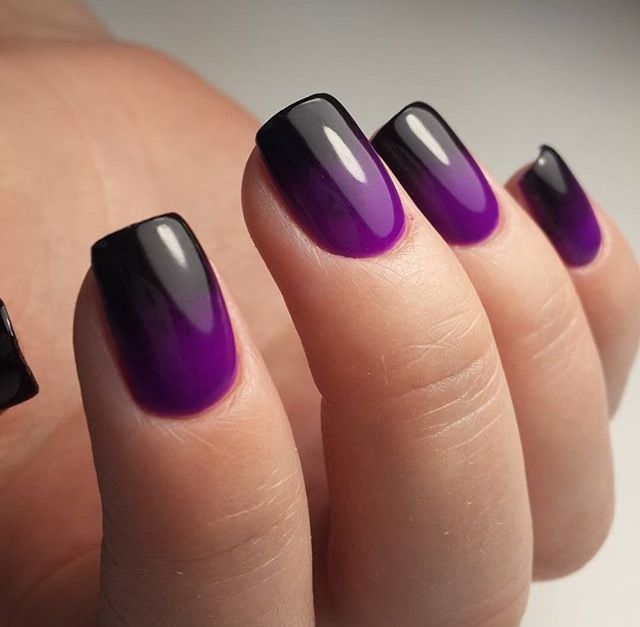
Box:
74, 216, 314, 625
507, 155, 640, 411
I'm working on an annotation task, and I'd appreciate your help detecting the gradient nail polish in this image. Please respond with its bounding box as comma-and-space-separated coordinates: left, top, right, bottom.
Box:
92, 214, 236, 417
519, 145, 601, 266
372, 102, 498, 244
0, 300, 38, 410
256, 93, 405, 257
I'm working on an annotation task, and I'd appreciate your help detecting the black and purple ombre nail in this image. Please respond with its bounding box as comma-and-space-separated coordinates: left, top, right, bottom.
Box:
0, 300, 38, 410
519, 146, 601, 266
372, 102, 498, 244
256, 93, 405, 257
92, 214, 236, 417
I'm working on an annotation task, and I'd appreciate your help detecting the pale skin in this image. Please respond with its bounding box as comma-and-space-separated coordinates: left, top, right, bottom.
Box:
0, 3, 639, 626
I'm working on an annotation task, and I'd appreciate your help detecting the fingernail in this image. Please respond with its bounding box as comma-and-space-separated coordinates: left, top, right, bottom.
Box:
519, 145, 601, 266
372, 102, 499, 244
256, 93, 405, 257
0, 300, 38, 410
92, 214, 237, 417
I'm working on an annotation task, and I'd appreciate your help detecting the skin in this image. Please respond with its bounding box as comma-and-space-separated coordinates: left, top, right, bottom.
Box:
1, 2, 639, 625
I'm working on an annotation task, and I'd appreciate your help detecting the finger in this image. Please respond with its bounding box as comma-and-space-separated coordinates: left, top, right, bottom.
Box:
73, 214, 313, 627
506, 148, 640, 412
372, 104, 614, 579
244, 94, 532, 627
0, 298, 38, 411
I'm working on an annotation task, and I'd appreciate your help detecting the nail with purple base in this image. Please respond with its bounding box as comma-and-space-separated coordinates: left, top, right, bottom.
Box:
92, 213, 237, 417
256, 93, 405, 258
518, 145, 601, 267
0, 300, 39, 411
372, 102, 499, 245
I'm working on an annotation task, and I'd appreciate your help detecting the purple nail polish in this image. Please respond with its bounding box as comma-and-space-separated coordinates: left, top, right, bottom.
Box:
0, 300, 38, 410
519, 145, 601, 266
92, 214, 237, 417
372, 102, 498, 244
256, 93, 405, 257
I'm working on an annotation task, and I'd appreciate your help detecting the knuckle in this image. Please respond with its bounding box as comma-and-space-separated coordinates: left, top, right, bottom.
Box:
448, 575, 530, 627
401, 343, 508, 450
371, 292, 495, 400
519, 277, 583, 366
99, 465, 308, 622
105, 463, 306, 569
515, 277, 607, 404
378, 303, 508, 441
320, 290, 515, 461
202, 464, 308, 572
102, 459, 307, 587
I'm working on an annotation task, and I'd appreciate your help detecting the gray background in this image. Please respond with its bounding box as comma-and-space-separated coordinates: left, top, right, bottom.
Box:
87, 1, 639, 624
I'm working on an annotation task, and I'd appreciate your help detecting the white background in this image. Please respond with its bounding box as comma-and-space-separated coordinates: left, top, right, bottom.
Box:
87, 1, 640, 624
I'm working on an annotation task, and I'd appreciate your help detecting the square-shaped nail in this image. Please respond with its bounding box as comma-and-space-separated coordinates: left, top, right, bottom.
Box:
256, 93, 405, 257
0, 300, 38, 410
92, 214, 237, 417
372, 102, 499, 244
519, 145, 601, 266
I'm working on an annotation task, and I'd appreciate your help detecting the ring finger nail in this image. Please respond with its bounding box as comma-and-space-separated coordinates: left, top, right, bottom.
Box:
256, 93, 405, 257
518, 145, 602, 266
372, 102, 499, 244
91, 213, 237, 416
0, 300, 38, 410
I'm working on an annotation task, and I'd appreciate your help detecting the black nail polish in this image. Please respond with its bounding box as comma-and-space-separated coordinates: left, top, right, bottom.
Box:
0, 300, 39, 410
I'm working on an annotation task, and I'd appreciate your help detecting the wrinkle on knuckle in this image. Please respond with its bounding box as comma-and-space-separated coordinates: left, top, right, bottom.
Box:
385, 329, 507, 447
519, 278, 583, 364
370, 295, 493, 398
323, 300, 516, 469
443, 574, 529, 627
100, 469, 308, 625
514, 277, 607, 411
103, 463, 307, 584
206, 464, 307, 557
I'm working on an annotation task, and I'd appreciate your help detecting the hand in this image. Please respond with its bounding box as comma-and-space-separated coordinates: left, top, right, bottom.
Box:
1, 4, 639, 626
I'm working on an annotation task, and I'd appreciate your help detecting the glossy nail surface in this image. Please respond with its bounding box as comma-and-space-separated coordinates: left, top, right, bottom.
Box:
372, 102, 498, 244
257, 93, 404, 257
92, 214, 236, 417
519, 145, 601, 266
0, 300, 38, 410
